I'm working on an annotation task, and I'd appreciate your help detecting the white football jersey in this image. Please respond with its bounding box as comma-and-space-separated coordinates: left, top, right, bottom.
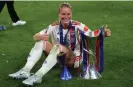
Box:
39, 20, 101, 56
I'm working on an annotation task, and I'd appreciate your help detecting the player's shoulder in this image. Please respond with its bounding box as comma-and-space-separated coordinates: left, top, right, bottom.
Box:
72, 20, 81, 25
51, 21, 59, 26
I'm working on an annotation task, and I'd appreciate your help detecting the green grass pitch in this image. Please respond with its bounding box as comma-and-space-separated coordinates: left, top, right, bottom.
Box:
0, 1, 133, 87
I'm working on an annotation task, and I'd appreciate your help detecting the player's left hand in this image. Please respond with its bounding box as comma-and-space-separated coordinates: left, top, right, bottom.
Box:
104, 25, 111, 37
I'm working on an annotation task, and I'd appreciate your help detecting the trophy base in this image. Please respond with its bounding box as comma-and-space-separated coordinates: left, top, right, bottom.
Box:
80, 68, 101, 80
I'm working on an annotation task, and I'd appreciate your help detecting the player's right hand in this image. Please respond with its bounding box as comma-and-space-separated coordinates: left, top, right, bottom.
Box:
42, 33, 49, 41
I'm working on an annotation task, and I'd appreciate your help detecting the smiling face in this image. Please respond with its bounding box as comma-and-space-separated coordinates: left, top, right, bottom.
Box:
58, 5, 72, 28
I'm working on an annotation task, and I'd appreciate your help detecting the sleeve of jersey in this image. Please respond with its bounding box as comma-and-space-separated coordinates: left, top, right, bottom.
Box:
39, 25, 53, 35
77, 23, 101, 37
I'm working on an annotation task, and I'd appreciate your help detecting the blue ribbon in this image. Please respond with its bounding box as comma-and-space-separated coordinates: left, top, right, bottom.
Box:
99, 28, 104, 73
59, 22, 71, 45
59, 21, 76, 51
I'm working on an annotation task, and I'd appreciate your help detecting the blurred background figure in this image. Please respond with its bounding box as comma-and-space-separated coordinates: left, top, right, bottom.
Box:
0, 25, 6, 30
0, 1, 26, 26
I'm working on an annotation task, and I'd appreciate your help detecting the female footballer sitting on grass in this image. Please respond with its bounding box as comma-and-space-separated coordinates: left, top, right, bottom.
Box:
9, 2, 111, 86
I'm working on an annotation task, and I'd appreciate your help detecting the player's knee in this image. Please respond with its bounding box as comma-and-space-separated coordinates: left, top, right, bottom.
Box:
58, 44, 69, 54
33, 40, 44, 50
44, 41, 53, 53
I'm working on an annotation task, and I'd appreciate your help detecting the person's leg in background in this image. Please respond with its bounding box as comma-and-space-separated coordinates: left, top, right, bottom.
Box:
0, 1, 6, 13
0, 1, 6, 29
6, 1, 26, 26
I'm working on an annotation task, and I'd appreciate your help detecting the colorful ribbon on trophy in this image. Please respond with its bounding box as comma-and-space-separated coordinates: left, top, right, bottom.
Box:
96, 28, 104, 73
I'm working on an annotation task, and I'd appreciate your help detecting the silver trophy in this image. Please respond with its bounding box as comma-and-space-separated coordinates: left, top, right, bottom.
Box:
80, 49, 101, 79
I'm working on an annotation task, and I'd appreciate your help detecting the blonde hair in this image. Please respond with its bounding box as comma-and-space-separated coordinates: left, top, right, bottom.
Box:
58, 2, 72, 13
